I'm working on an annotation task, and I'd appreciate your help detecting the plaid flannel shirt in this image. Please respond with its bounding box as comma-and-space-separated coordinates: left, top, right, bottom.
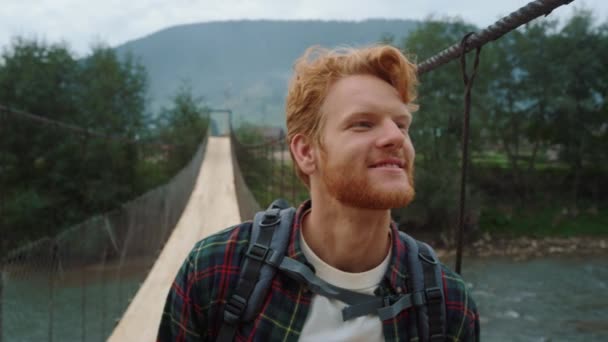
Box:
157, 201, 480, 341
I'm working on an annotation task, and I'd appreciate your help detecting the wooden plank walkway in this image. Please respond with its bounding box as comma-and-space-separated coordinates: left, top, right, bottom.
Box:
109, 136, 242, 341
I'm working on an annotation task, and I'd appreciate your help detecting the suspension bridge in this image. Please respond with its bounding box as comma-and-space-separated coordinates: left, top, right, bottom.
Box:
108, 134, 255, 341
0, 0, 583, 341
0, 115, 292, 341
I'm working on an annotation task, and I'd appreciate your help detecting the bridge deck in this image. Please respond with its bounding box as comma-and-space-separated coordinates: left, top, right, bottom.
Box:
109, 136, 242, 341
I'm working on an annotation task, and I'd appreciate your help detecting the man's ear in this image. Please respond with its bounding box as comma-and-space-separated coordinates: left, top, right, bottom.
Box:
290, 133, 316, 176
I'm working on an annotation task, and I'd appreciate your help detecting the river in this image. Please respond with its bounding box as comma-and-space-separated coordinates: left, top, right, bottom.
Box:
2, 255, 607, 341
461, 255, 608, 341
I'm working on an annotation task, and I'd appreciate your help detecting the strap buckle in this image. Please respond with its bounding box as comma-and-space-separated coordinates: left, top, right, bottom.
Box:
260, 208, 281, 227
412, 291, 426, 306
224, 295, 247, 324
425, 286, 442, 304
418, 251, 438, 265
246, 243, 269, 262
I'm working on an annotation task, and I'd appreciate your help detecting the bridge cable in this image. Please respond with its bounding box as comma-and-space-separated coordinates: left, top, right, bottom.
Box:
0, 104, 175, 148
417, 0, 574, 76
414, 0, 576, 274
455, 33, 482, 275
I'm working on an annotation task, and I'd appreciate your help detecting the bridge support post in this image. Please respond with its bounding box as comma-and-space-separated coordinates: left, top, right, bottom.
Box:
0, 262, 4, 342
48, 241, 58, 342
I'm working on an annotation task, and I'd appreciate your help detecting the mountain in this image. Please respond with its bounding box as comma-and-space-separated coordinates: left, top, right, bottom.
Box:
115, 19, 418, 127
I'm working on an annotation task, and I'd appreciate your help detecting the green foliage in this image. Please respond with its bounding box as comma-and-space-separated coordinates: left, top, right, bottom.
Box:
391, 12, 608, 239
233, 124, 308, 208
155, 83, 210, 176
0, 39, 209, 258
0, 39, 84, 255
73, 46, 150, 209
0, 38, 78, 117
479, 203, 608, 237
233, 125, 277, 206
3, 10, 608, 258
391, 19, 481, 239
233, 12, 608, 240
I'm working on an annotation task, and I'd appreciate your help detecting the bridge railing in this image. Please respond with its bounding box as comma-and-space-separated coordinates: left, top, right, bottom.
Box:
230, 126, 310, 213
0, 107, 209, 342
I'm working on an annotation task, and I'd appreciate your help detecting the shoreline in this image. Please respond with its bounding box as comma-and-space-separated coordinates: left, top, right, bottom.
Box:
435, 234, 608, 261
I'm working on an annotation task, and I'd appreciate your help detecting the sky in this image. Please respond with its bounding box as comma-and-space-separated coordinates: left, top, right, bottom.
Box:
1, 0, 606, 56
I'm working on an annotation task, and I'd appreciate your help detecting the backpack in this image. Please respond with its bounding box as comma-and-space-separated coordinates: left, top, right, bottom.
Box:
217, 199, 446, 342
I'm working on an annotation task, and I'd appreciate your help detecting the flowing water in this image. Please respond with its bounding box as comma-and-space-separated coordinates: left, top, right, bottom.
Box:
1, 255, 607, 341
460, 255, 608, 341
1, 262, 146, 342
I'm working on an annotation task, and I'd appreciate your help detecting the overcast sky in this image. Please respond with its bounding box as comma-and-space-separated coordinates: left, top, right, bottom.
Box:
2, 0, 606, 56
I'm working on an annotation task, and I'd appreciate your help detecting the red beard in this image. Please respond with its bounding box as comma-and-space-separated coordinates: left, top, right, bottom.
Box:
320, 154, 415, 209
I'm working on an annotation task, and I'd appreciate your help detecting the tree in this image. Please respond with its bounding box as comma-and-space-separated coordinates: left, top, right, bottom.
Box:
0, 39, 80, 248
476, 19, 562, 199
549, 10, 608, 205
156, 83, 210, 176
394, 19, 482, 241
74, 45, 149, 210
0, 39, 151, 256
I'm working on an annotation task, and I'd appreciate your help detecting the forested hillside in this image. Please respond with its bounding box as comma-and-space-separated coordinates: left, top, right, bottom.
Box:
115, 19, 418, 124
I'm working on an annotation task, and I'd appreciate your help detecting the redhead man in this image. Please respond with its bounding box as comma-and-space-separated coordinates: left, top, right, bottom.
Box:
158, 45, 479, 341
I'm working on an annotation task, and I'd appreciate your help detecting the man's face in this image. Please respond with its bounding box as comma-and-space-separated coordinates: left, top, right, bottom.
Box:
314, 74, 415, 209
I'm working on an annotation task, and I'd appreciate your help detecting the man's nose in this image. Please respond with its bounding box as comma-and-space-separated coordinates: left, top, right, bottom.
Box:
377, 120, 405, 149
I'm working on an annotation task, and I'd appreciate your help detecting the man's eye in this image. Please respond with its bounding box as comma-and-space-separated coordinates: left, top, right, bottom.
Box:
354, 121, 373, 128
396, 121, 410, 131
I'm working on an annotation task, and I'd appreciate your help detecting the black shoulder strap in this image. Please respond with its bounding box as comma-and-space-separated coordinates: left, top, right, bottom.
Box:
399, 231, 446, 342
217, 199, 295, 342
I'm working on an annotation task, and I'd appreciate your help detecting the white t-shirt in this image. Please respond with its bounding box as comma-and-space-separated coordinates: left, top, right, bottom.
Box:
299, 231, 391, 342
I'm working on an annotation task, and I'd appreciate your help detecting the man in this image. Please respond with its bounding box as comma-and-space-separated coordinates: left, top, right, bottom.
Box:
158, 45, 479, 341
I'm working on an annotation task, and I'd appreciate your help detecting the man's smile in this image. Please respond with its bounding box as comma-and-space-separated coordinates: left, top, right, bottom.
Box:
369, 158, 405, 169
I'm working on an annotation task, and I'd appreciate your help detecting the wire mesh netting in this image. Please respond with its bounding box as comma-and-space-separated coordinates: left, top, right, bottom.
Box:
0, 107, 209, 341
231, 128, 310, 212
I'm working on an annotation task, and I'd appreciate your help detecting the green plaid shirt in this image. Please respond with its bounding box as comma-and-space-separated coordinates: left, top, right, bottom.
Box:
158, 201, 479, 341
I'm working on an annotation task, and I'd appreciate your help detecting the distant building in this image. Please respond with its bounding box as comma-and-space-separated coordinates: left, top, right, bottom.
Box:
253, 126, 285, 140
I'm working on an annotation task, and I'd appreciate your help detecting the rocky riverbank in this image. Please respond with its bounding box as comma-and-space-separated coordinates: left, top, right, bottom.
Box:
435, 233, 608, 261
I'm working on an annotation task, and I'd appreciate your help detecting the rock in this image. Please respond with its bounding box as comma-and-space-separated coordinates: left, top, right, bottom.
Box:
572, 320, 608, 332
549, 246, 564, 253
477, 232, 491, 243
470, 235, 608, 259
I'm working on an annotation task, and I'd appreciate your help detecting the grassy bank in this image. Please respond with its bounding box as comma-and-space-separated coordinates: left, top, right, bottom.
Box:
479, 202, 608, 237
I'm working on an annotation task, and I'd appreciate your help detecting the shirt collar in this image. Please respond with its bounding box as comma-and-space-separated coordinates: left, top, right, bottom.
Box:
286, 200, 311, 266
286, 200, 409, 293
384, 220, 409, 293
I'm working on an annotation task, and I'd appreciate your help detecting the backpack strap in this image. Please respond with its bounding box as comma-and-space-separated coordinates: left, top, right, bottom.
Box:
278, 255, 424, 322
400, 232, 424, 339
217, 199, 295, 342
277, 233, 445, 326
417, 241, 446, 342
217, 201, 445, 341
399, 231, 446, 342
